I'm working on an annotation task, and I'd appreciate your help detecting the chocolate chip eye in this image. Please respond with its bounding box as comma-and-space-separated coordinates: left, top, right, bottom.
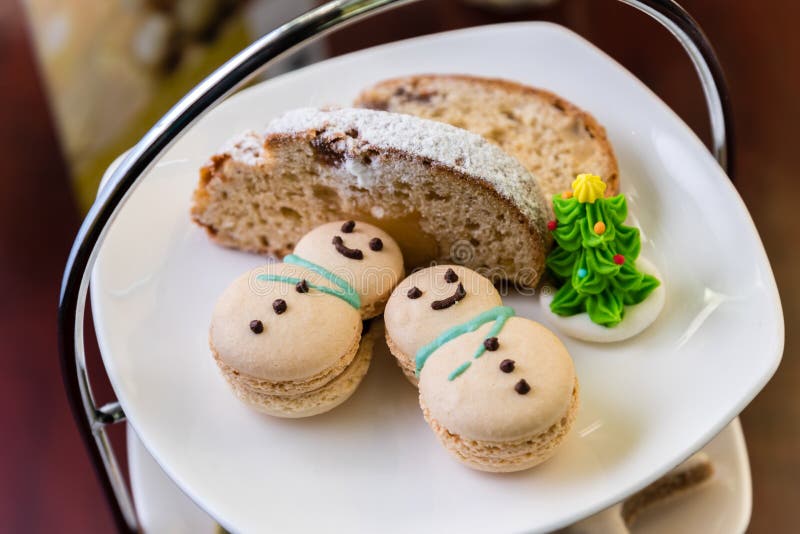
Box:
407, 286, 422, 299
499, 359, 515, 373
249, 320, 264, 334
341, 220, 355, 233
332, 235, 364, 260
295, 279, 309, 293
514, 379, 531, 395
369, 237, 383, 251
272, 299, 287, 314
444, 268, 459, 283
483, 337, 499, 351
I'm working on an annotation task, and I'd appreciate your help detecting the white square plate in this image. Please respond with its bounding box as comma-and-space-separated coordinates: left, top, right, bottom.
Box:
92, 22, 782, 533
126, 419, 752, 533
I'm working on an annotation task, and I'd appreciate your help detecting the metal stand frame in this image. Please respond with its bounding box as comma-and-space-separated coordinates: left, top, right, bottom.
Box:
57, 1, 734, 531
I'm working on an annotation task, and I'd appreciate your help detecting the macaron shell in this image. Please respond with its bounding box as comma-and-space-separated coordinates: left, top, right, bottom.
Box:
418, 317, 576, 442
383, 265, 502, 364
384, 331, 421, 385
421, 380, 578, 472
293, 220, 405, 318
210, 263, 361, 381
225, 320, 379, 418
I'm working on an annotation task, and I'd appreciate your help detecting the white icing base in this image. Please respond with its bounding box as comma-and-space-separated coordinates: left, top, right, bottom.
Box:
539, 257, 665, 343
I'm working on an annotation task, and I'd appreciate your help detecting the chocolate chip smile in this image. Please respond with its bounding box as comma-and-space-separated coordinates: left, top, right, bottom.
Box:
431, 282, 466, 310
332, 235, 364, 260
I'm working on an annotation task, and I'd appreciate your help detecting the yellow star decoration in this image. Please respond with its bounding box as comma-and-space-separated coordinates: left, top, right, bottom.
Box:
571, 173, 607, 203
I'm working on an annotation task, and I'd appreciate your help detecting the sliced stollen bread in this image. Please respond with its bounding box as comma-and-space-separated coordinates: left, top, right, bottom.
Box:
355, 74, 619, 198
191, 107, 550, 286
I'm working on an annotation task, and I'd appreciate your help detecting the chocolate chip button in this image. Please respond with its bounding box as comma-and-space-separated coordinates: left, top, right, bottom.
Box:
249, 320, 264, 334
483, 337, 499, 351
444, 268, 459, 283
295, 279, 309, 293
272, 299, 287, 314
369, 237, 383, 251
407, 286, 422, 299
499, 359, 515, 373
514, 379, 531, 395
341, 220, 355, 233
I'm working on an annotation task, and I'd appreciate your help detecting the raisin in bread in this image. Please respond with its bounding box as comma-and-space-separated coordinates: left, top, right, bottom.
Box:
191, 107, 549, 286
355, 74, 619, 198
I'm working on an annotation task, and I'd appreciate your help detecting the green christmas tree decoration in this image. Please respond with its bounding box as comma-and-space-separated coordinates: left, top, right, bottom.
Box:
546, 174, 660, 327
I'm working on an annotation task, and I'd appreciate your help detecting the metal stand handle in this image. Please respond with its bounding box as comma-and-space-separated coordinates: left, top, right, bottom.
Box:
57, 1, 734, 531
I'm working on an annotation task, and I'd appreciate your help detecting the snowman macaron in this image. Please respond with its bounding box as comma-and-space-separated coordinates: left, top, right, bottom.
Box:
210, 219, 405, 416
293, 220, 404, 319
383, 265, 503, 385
417, 313, 579, 472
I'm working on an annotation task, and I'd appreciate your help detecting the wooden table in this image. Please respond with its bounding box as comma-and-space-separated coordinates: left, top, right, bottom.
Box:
1, 0, 796, 531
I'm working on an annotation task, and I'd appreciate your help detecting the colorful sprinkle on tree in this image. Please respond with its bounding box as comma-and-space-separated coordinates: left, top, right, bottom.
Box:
546, 174, 660, 327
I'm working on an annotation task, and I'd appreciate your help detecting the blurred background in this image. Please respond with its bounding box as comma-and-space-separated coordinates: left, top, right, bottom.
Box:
1, 0, 797, 531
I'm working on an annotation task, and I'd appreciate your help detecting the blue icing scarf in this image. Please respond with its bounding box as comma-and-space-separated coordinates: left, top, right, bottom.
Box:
415, 306, 515, 381
256, 254, 361, 310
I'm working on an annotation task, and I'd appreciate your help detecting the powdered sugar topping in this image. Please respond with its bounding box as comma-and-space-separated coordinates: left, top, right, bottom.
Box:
225, 107, 548, 231
220, 130, 264, 166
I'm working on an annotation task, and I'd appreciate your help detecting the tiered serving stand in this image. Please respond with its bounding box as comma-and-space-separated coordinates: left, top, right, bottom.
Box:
58, 1, 743, 532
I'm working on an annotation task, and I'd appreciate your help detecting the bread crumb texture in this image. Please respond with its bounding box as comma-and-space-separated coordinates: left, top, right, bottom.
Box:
356, 75, 619, 198
192, 108, 550, 286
